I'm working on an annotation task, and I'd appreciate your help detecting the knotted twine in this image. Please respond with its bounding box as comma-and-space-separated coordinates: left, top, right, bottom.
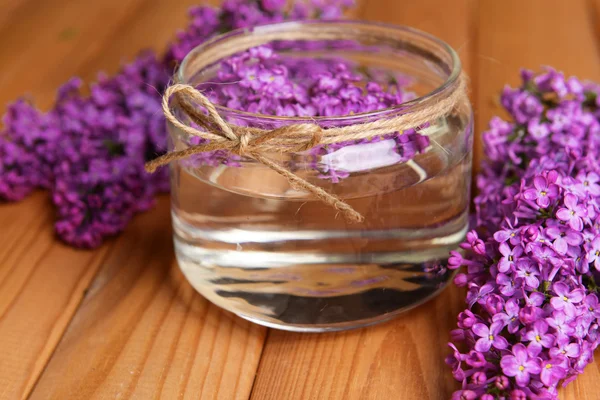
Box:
145, 74, 468, 223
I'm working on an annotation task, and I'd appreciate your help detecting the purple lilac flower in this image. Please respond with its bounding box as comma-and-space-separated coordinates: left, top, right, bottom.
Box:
549, 337, 580, 358
493, 299, 521, 333
545, 224, 583, 255
508, 389, 528, 400
500, 343, 542, 386
550, 282, 585, 317
523, 173, 559, 208
523, 320, 554, 355
546, 311, 576, 341
0, 1, 358, 247
447, 68, 600, 399
584, 294, 600, 318
498, 243, 523, 272
586, 237, 600, 270
556, 193, 588, 231
514, 260, 540, 288
540, 356, 568, 386
496, 273, 519, 297
198, 46, 425, 182
472, 321, 509, 352
451, 390, 477, 400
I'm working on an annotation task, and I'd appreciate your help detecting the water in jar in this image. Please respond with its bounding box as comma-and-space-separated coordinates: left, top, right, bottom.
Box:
170, 114, 472, 332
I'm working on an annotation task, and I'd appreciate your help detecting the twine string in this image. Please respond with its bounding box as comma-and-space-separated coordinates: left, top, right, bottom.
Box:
145, 75, 467, 222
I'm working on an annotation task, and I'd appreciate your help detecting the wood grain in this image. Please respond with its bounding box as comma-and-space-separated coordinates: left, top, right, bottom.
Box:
29, 198, 266, 400
251, 1, 600, 399
249, 288, 465, 400
0, 194, 111, 400
250, 1, 474, 399
0, 0, 151, 395
0, 1, 233, 399
475, 0, 600, 159
475, 5, 600, 398
476, 5, 600, 400
2, 1, 600, 399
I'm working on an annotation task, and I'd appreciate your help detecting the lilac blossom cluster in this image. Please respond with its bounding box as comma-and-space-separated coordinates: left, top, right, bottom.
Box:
193, 44, 426, 182
204, 45, 415, 117
447, 68, 600, 399
0, 0, 354, 248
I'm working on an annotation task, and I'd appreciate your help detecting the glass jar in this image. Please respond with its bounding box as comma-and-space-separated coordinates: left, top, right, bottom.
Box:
169, 20, 473, 332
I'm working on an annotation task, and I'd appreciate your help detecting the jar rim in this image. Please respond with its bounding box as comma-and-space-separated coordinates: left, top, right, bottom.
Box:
177, 19, 462, 123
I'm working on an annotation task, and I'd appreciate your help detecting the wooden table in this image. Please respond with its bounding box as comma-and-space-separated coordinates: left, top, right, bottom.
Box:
1, 1, 600, 399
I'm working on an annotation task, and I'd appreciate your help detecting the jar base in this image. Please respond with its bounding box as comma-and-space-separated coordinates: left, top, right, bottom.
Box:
232, 281, 450, 332
176, 239, 455, 332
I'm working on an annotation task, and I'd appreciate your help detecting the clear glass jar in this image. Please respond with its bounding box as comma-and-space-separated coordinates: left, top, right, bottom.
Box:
169, 21, 473, 332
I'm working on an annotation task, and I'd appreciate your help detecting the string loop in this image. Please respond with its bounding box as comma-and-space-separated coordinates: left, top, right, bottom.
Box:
145, 75, 468, 222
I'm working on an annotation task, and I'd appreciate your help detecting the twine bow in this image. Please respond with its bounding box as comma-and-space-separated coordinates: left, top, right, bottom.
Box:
145, 75, 468, 222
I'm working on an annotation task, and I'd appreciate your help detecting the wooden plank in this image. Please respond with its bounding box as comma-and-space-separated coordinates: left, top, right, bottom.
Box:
0, 1, 227, 398
253, 1, 600, 399
475, 0, 600, 162
20, 1, 266, 398
476, 4, 600, 398
28, 198, 266, 400
250, 288, 466, 400
0, 194, 111, 400
0, 0, 159, 395
250, 1, 474, 399
4, 1, 600, 400
476, 2, 600, 397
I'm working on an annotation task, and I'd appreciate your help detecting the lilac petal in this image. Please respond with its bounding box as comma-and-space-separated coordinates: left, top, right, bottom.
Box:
533, 320, 549, 333
538, 196, 550, 208
512, 343, 528, 361
533, 176, 546, 190
540, 367, 555, 386
513, 245, 524, 257
575, 205, 588, 216
505, 299, 520, 314
498, 258, 511, 273
545, 227, 561, 239
563, 302, 577, 317
523, 188, 538, 201
569, 289, 585, 303
565, 343, 581, 357
553, 282, 569, 296
490, 320, 505, 335
474, 337, 492, 353
493, 335, 509, 350
565, 230, 583, 245
540, 335, 555, 348
553, 237, 568, 255
527, 341, 543, 356
500, 355, 520, 376
547, 184, 560, 197
498, 241, 511, 256
472, 323, 489, 338
523, 329, 536, 341
492, 312, 510, 326
529, 292, 545, 306
570, 217, 584, 231
525, 275, 539, 288
515, 371, 531, 387
564, 193, 578, 209
550, 297, 565, 310
494, 230, 512, 242
525, 359, 542, 374
556, 208, 572, 222
508, 318, 521, 334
